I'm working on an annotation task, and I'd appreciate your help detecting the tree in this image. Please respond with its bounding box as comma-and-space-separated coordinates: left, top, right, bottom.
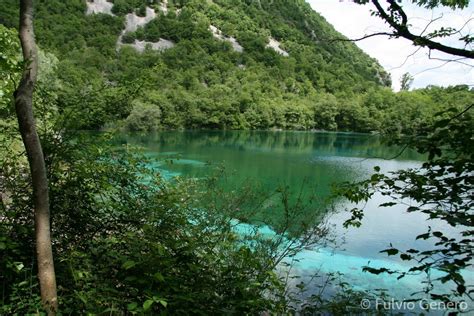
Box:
399, 72, 413, 91
13, 0, 57, 314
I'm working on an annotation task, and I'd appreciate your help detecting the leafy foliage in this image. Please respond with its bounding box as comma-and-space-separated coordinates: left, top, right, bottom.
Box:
338, 106, 473, 309
0, 25, 21, 119
1, 130, 293, 314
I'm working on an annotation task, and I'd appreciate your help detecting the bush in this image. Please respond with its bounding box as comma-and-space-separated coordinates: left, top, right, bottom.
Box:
121, 31, 136, 44
124, 101, 162, 131
0, 133, 295, 314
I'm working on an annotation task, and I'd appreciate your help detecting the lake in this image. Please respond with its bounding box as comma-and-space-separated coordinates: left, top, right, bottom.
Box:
114, 130, 471, 308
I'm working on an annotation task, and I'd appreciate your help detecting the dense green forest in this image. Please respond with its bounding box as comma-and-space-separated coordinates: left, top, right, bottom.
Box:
1, 0, 471, 133
1, 0, 473, 314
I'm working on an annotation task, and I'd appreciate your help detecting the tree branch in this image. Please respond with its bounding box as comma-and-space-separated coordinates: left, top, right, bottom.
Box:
328, 31, 395, 43
371, 0, 474, 59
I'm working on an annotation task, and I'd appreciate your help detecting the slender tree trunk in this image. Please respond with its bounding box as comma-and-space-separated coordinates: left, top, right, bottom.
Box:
14, 0, 58, 314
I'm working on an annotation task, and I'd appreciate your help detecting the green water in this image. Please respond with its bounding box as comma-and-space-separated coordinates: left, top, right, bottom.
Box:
116, 131, 422, 186
115, 130, 423, 228
114, 131, 472, 306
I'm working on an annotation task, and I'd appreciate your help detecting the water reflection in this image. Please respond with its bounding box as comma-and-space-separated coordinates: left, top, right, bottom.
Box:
116, 130, 422, 161
112, 130, 468, 301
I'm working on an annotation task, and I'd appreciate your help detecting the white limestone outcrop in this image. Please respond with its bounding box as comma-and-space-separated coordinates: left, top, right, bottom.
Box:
209, 25, 243, 53
117, 6, 174, 53
159, 0, 168, 14
266, 37, 289, 57
124, 7, 157, 33
86, 0, 114, 16
123, 39, 175, 53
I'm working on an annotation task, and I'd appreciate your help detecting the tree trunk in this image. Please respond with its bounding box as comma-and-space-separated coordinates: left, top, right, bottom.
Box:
14, 0, 58, 314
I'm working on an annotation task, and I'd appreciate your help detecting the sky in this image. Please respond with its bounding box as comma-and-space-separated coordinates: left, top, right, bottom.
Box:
306, 0, 474, 91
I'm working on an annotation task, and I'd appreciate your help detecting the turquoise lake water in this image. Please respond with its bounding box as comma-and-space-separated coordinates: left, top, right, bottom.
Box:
114, 130, 472, 310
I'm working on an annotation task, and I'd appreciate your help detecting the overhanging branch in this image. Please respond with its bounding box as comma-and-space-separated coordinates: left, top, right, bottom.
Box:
371, 0, 474, 59
328, 31, 395, 43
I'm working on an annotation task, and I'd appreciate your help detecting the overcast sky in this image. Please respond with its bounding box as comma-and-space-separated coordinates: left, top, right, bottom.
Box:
306, 0, 474, 91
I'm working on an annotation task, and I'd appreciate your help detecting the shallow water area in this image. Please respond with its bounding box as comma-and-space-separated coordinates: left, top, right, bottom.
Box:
113, 130, 472, 310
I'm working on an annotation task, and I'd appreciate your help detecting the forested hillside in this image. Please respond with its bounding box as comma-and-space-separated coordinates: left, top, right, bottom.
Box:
0, 0, 472, 133
2, 0, 385, 131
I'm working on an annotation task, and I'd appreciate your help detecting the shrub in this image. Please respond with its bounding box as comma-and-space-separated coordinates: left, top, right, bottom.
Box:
121, 31, 136, 44
0, 133, 295, 314
124, 101, 162, 131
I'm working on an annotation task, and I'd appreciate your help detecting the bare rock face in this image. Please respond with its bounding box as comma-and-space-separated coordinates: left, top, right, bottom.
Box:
209, 25, 243, 53
84, 1, 179, 53
86, 0, 114, 16
266, 37, 289, 57
124, 7, 157, 33
123, 38, 176, 53
117, 6, 175, 53
159, 0, 168, 14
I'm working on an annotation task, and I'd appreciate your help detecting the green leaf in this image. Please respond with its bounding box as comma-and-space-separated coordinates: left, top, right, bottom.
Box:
127, 302, 138, 311
381, 248, 399, 256
143, 299, 154, 311
433, 118, 450, 129
370, 174, 380, 182
154, 272, 165, 282
379, 202, 397, 207
122, 260, 137, 270
14, 262, 24, 271
416, 232, 431, 240
158, 300, 168, 308
362, 267, 392, 275
76, 291, 88, 304
400, 254, 412, 261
